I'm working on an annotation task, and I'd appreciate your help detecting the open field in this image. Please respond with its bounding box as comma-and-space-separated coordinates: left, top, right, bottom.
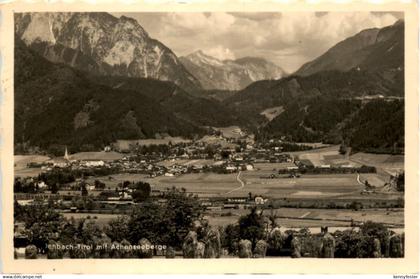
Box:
238, 173, 364, 198
358, 173, 388, 187
14, 155, 51, 177
61, 207, 403, 231
207, 216, 359, 229
62, 213, 122, 228
214, 126, 244, 139
298, 149, 359, 168
350, 153, 404, 176
270, 208, 403, 225
286, 146, 404, 180
351, 153, 404, 166
141, 170, 399, 200
15, 155, 51, 167
145, 173, 240, 197
205, 207, 403, 228
88, 172, 239, 195
15, 167, 45, 178
260, 106, 284, 121
197, 135, 238, 149
198, 135, 238, 148
90, 169, 397, 200
287, 144, 340, 156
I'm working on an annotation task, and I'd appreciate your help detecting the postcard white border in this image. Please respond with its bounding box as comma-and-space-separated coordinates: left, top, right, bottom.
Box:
0, 0, 418, 274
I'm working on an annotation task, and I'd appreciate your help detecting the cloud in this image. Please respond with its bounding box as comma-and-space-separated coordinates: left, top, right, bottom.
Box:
203, 46, 236, 60
160, 12, 235, 34
115, 12, 401, 73
227, 12, 282, 21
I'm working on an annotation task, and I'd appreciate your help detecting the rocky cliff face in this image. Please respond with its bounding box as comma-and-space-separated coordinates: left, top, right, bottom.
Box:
15, 12, 201, 91
180, 50, 285, 90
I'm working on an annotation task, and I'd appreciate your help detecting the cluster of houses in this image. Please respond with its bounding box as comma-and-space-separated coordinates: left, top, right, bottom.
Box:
201, 196, 269, 212
37, 154, 164, 175
33, 137, 295, 179
17, 135, 298, 208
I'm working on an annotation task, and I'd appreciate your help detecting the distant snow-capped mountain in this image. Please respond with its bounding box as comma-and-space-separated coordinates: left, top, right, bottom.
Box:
15, 12, 201, 91
180, 50, 286, 90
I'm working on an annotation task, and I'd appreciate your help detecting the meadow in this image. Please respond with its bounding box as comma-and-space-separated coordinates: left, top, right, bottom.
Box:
62, 207, 403, 230
14, 155, 51, 177
205, 207, 404, 228
89, 165, 393, 200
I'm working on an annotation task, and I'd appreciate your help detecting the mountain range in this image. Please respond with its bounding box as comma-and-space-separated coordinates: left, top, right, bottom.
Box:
14, 12, 405, 154
15, 12, 286, 92
225, 19, 404, 152
180, 51, 285, 90
228, 19, 404, 114
295, 19, 404, 79
14, 37, 244, 153
15, 12, 201, 91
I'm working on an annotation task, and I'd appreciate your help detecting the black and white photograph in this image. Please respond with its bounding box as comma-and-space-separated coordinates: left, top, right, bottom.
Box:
11, 10, 408, 262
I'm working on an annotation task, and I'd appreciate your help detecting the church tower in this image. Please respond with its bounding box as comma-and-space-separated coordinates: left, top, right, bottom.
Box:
64, 146, 69, 161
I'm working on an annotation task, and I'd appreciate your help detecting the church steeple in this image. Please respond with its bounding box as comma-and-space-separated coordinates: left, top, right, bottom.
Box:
64, 146, 69, 161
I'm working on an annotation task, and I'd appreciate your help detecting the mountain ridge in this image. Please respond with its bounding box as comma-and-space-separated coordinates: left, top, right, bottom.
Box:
15, 12, 202, 91
14, 15, 405, 154
180, 50, 285, 90
14, 38, 243, 153
295, 19, 404, 77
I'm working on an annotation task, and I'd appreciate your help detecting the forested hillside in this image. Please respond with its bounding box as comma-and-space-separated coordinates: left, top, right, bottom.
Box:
14, 39, 211, 153
257, 97, 404, 154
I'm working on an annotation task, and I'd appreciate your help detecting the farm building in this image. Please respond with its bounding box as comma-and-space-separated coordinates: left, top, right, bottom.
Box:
287, 166, 299, 171
37, 181, 47, 189
226, 165, 237, 172
17, 200, 34, 206
227, 198, 247, 203
254, 196, 266, 205
192, 164, 204, 171
207, 206, 222, 211
49, 157, 69, 168
201, 201, 213, 207
83, 160, 105, 167
245, 164, 254, 171
233, 156, 244, 162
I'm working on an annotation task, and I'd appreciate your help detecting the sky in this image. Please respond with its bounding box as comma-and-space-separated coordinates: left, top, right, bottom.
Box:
113, 12, 403, 73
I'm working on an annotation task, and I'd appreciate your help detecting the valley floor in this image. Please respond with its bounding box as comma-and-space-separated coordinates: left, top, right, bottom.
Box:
14, 144, 405, 230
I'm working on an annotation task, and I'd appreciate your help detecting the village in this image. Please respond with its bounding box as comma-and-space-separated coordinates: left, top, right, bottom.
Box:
15, 130, 292, 207
14, 125, 403, 220
13, 133, 405, 259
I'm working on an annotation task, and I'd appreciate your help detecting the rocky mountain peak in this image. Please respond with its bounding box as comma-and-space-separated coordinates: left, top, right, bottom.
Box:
116, 15, 149, 37
186, 50, 225, 67
16, 13, 73, 45
180, 51, 285, 90
15, 12, 201, 91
